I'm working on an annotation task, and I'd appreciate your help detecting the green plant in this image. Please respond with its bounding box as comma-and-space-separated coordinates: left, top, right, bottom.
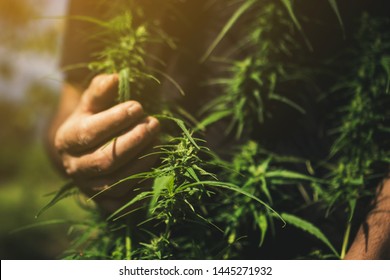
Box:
323, 14, 390, 258
39, 0, 390, 260
200, 0, 307, 138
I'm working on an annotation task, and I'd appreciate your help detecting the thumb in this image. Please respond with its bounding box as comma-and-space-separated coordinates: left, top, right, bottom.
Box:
81, 74, 119, 113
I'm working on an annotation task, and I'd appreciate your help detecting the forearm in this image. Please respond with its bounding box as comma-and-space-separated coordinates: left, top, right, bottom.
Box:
345, 178, 390, 259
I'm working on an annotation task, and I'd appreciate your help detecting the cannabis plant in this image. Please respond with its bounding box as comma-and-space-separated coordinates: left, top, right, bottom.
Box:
200, 0, 306, 139
323, 14, 390, 258
38, 0, 390, 260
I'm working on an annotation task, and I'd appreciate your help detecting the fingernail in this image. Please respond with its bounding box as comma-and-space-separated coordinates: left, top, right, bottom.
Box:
146, 118, 160, 134
102, 74, 118, 87
127, 103, 135, 116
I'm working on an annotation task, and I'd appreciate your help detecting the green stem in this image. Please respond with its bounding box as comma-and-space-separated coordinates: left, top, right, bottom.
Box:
125, 226, 132, 260
340, 220, 351, 259
341, 198, 357, 259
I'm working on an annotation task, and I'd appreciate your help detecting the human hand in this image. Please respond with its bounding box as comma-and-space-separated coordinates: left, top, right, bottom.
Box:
54, 74, 160, 213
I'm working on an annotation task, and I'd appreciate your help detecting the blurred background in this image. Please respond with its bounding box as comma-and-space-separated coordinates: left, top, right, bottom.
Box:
0, 0, 87, 259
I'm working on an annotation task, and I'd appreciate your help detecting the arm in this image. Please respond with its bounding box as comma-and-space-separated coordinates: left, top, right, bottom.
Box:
345, 178, 390, 259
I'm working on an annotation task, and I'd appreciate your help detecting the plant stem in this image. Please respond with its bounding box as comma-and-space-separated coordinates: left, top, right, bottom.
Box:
126, 226, 132, 260
340, 220, 352, 259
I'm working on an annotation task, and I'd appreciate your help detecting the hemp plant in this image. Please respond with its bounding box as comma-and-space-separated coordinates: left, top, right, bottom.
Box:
213, 140, 339, 258
57, 118, 279, 259
48, 1, 280, 259
85, 0, 178, 113
108, 124, 219, 258
200, 0, 342, 139
323, 14, 390, 259
41, 0, 390, 260
200, 0, 305, 139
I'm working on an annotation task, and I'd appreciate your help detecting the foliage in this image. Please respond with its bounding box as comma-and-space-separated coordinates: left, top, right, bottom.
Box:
323, 13, 390, 258
200, 0, 307, 138
40, 0, 390, 259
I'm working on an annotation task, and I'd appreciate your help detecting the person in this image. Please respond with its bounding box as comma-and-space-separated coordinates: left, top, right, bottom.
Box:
46, 0, 390, 259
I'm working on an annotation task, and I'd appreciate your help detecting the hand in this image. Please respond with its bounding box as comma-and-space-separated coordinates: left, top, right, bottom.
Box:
54, 74, 160, 213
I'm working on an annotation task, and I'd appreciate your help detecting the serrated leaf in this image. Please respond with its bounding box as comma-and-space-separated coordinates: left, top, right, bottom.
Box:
198, 110, 231, 130
186, 166, 201, 183
280, 0, 313, 51
10, 219, 70, 234
328, 0, 345, 38
108, 191, 153, 221
36, 182, 77, 218
281, 213, 339, 257
200, 0, 256, 62
265, 170, 319, 182
380, 55, 390, 93
179, 180, 284, 225
152, 175, 175, 211
269, 93, 306, 114
156, 115, 200, 149
256, 213, 268, 246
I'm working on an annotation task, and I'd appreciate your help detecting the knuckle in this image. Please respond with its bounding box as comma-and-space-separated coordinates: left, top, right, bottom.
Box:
64, 151, 114, 177
112, 104, 130, 118
94, 150, 115, 173
132, 131, 144, 145
134, 124, 150, 143
75, 120, 92, 146
54, 130, 65, 152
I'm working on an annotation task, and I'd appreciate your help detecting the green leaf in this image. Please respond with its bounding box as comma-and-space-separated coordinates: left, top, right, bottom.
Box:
156, 115, 200, 149
151, 175, 175, 210
200, 0, 256, 62
280, 0, 313, 51
10, 219, 70, 234
265, 170, 320, 182
186, 166, 201, 183
269, 93, 306, 114
328, 0, 345, 38
195, 213, 224, 233
151, 68, 185, 96
380, 55, 390, 93
88, 172, 151, 201
179, 180, 285, 225
36, 182, 77, 218
119, 67, 130, 102
107, 191, 153, 221
281, 213, 339, 257
348, 199, 357, 222
260, 177, 273, 204
68, 15, 111, 28
198, 110, 231, 130
256, 213, 268, 246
